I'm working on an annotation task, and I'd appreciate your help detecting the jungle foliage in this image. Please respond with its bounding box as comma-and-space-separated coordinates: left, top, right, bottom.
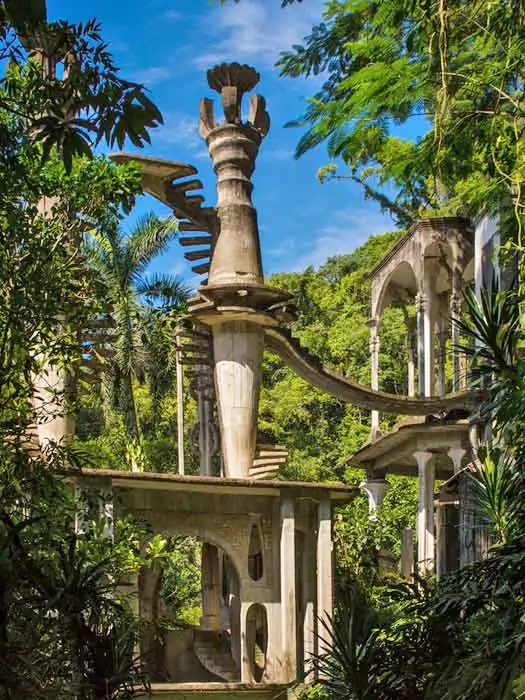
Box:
279, 0, 525, 229
0, 5, 173, 698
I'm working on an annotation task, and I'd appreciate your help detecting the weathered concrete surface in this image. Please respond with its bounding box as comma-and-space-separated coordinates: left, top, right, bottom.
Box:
73, 470, 355, 685
213, 320, 264, 477
136, 682, 295, 700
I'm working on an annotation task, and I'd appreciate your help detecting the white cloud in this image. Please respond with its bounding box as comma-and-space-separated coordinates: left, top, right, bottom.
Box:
154, 112, 201, 152
132, 65, 171, 87
260, 147, 293, 162
286, 209, 394, 272
193, 0, 324, 69
164, 9, 182, 20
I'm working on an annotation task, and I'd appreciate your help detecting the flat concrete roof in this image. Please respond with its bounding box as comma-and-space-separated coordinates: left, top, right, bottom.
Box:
71, 468, 358, 502
348, 419, 471, 478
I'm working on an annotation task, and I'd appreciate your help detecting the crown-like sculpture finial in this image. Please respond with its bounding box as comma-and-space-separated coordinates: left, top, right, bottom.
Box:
199, 62, 270, 138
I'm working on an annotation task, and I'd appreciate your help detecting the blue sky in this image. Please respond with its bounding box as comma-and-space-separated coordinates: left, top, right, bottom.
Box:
47, 0, 396, 282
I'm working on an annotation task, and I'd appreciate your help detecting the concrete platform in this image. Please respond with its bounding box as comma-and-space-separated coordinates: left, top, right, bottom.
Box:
137, 682, 294, 700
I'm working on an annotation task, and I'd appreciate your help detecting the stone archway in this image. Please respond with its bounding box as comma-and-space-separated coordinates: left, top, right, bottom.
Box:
139, 533, 242, 683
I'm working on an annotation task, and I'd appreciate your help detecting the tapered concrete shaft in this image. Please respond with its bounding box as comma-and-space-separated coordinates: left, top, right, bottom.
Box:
213, 321, 264, 477
198, 64, 271, 478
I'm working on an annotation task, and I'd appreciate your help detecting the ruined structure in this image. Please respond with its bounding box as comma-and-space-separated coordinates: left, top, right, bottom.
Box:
353, 214, 499, 573
75, 63, 494, 697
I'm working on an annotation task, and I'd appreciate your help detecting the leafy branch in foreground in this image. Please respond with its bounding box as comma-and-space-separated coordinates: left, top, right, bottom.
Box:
278, 0, 524, 226
0, 7, 162, 170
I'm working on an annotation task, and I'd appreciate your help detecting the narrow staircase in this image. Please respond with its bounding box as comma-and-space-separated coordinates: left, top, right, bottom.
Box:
193, 630, 240, 682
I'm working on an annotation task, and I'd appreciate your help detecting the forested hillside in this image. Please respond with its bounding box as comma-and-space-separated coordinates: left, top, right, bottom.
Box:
77, 229, 410, 481
262, 230, 407, 482
76, 227, 418, 565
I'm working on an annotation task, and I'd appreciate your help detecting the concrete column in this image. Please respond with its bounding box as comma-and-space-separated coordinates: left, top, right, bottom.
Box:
316, 500, 333, 664
197, 65, 274, 480
280, 498, 297, 682
400, 528, 414, 580
200, 543, 222, 631
32, 358, 76, 448
239, 600, 252, 682
213, 321, 264, 477
368, 319, 380, 436
414, 451, 435, 573
422, 278, 435, 397
415, 292, 426, 396
303, 523, 316, 681
448, 446, 466, 474
175, 346, 185, 475
450, 266, 462, 391
407, 326, 416, 397
437, 319, 447, 396
361, 477, 390, 520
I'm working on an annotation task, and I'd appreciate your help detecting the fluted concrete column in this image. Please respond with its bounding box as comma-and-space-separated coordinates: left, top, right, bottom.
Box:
361, 477, 390, 520
213, 321, 264, 477
414, 450, 435, 573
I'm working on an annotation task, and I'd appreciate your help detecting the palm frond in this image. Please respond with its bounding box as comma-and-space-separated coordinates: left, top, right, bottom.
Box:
135, 272, 189, 310
470, 450, 519, 544
128, 213, 179, 276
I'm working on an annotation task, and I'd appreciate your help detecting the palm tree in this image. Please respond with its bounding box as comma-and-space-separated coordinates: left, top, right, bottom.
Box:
83, 213, 188, 453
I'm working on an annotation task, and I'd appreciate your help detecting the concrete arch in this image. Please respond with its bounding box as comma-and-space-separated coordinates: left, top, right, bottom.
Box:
153, 522, 246, 598
372, 260, 418, 321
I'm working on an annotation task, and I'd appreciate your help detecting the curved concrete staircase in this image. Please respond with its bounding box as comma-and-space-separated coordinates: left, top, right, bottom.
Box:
193, 630, 240, 682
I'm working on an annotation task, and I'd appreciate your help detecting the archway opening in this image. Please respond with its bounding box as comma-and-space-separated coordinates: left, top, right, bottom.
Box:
139, 535, 241, 683
246, 603, 268, 683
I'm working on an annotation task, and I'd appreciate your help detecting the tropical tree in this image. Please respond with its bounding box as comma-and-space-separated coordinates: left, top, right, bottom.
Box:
0, 5, 169, 695
84, 214, 188, 450
0, 0, 162, 171
276, 0, 524, 233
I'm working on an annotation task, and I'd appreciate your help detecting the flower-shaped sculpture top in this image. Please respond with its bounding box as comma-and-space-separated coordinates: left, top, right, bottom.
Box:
200, 62, 270, 138
207, 63, 260, 96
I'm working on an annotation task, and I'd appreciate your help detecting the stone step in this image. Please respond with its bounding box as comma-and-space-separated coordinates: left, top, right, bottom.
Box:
193, 631, 239, 682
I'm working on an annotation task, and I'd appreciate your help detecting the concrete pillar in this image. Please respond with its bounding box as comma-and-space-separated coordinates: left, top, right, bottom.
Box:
448, 446, 466, 474
414, 451, 435, 573
200, 543, 222, 631
316, 500, 333, 663
32, 358, 76, 448
361, 477, 390, 520
407, 326, 416, 397
197, 64, 273, 480
213, 321, 264, 477
450, 266, 462, 391
437, 319, 447, 396
422, 278, 435, 397
302, 523, 316, 681
240, 600, 252, 683
175, 346, 185, 475
368, 319, 380, 436
279, 498, 297, 682
400, 528, 414, 580
415, 292, 426, 396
